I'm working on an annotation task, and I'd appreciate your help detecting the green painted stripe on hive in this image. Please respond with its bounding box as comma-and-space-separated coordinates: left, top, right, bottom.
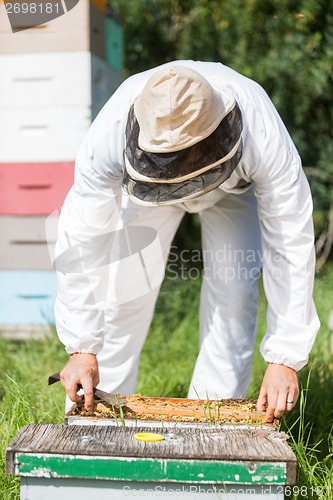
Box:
16, 454, 287, 484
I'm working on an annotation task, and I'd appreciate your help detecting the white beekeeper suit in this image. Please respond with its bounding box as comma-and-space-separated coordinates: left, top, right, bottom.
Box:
54, 60, 320, 404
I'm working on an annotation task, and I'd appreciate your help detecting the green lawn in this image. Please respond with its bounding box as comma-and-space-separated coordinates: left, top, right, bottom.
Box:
0, 264, 332, 499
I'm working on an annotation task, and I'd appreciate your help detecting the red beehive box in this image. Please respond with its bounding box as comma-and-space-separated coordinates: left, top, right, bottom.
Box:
0, 162, 74, 215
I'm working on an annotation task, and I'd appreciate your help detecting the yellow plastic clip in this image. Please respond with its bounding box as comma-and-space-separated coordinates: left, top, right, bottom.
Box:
134, 432, 165, 442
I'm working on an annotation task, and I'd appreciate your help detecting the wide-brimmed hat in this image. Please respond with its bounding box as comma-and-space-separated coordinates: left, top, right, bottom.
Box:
123, 65, 243, 206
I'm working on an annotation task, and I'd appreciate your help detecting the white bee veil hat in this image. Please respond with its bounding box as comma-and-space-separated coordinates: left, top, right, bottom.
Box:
123, 65, 243, 206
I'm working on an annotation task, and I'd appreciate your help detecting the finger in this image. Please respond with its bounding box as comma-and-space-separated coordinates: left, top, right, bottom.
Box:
265, 392, 278, 423
285, 389, 298, 411
265, 406, 275, 423
274, 390, 289, 418
60, 373, 83, 403
92, 372, 100, 388
286, 400, 294, 411
64, 384, 83, 403
80, 376, 95, 412
257, 387, 268, 412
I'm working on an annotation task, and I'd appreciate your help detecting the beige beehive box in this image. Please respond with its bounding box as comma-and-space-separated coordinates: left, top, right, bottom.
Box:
0, 0, 105, 57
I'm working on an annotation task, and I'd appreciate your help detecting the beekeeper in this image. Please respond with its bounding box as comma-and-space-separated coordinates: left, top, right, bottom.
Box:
54, 61, 320, 422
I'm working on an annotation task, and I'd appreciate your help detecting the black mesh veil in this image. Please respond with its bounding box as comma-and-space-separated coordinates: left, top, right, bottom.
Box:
123, 142, 243, 205
122, 101, 243, 206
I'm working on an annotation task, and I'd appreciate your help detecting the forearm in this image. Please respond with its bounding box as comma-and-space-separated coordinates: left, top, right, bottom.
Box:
55, 276, 105, 355
258, 169, 320, 370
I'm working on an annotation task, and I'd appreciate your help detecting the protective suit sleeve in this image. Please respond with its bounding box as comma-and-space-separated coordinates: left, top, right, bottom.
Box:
246, 86, 320, 371
53, 99, 125, 355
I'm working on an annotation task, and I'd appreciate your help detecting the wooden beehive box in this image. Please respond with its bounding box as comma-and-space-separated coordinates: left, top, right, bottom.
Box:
6, 423, 296, 500
0, 0, 107, 57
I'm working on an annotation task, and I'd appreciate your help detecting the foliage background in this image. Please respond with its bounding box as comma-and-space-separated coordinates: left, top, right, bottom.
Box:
111, 0, 333, 248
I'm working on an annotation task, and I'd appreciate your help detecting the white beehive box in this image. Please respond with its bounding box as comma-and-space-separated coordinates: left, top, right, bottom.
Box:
0, 51, 122, 161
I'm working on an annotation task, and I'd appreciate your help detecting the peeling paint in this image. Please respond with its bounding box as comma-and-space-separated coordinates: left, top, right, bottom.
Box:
33, 467, 53, 478
16, 453, 288, 485
247, 463, 257, 474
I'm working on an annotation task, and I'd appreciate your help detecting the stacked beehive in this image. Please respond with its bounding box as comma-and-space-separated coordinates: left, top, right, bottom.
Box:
0, 0, 123, 338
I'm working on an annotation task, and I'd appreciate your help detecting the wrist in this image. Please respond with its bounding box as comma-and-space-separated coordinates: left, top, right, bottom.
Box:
69, 352, 97, 357
267, 362, 297, 375
65, 344, 99, 356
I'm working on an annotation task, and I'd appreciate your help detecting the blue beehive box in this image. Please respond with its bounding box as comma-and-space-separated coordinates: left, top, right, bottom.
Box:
0, 271, 56, 327
105, 5, 123, 73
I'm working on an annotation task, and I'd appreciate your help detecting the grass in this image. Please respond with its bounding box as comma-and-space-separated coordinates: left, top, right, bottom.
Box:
0, 263, 332, 499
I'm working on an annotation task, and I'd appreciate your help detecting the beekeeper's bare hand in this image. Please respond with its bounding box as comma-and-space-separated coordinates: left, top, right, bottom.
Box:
60, 353, 100, 411
257, 363, 299, 423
